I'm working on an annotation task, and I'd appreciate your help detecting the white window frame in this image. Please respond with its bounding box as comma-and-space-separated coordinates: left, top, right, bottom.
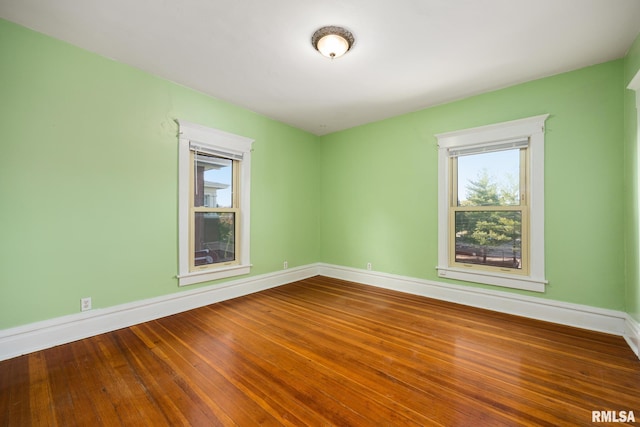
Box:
177, 120, 253, 286
629, 69, 640, 127
436, 114, 549, 292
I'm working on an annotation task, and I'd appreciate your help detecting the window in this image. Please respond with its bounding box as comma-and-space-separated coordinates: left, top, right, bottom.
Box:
436, 115, 548, 292
177, 120, 253, 286
192, 153, 236, 267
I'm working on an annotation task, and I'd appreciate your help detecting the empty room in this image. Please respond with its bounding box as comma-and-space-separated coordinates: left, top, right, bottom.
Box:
2, 0, 640, 425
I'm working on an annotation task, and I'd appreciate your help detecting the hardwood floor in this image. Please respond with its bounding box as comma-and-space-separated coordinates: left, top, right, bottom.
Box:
1, 276, 639, 426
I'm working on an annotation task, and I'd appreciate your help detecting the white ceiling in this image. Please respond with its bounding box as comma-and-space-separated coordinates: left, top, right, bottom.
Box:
2, 0, 640, 135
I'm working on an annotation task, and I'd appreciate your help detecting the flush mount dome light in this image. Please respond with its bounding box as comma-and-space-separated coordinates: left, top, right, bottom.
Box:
312, 26, 354, 59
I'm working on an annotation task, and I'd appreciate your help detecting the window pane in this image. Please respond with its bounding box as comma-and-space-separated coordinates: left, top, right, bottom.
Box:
194, 154, 233, 208
456, 149, 520, 206
193, 212, 235, 265
455, 211, 522, 269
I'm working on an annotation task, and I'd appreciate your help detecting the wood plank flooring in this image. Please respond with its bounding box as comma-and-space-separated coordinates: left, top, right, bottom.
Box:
1, 276, 639, 426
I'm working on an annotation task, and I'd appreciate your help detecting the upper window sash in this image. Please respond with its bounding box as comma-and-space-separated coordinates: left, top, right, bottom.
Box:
451, 147, 526, 208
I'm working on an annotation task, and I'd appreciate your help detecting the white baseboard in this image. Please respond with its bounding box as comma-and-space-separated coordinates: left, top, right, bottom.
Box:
2, 262, 638, 362
0, 264, 320, 362
625, 315, 640, 359
317, 263, 632, 341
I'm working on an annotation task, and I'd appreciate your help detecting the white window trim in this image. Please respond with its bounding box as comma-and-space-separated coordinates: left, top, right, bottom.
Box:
629, 69, 640, 106
435, 114, 549, 292
177, 120, 254, 286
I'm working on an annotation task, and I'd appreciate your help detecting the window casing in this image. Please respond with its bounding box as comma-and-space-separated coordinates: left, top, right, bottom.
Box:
177, 120, 253, 286
436, 115, 548, 292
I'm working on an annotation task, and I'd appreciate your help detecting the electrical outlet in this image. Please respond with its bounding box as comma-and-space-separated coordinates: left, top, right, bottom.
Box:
283, 261, 288, 269
81, 297, 92, 312
367, 262, 372, 271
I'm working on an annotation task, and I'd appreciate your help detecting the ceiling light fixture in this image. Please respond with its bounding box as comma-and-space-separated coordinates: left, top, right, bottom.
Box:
311, 26, 354, 59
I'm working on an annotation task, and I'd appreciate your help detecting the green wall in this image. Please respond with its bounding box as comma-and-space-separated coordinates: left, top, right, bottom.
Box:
0, 19, 320, 329
624, 32, 640, 323
1, 17, 636, 331
319, 60, 626, 310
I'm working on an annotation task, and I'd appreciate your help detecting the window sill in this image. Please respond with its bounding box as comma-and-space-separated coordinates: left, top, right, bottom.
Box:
178, 264, 251, 286
436, 266, 546, 292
